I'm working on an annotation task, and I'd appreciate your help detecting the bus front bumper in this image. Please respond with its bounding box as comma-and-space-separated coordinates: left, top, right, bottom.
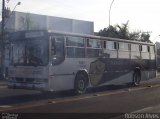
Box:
7, 81, 48, 91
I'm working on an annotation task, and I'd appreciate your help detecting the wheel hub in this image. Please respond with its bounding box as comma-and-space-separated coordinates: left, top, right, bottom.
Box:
78, 79, 85, 90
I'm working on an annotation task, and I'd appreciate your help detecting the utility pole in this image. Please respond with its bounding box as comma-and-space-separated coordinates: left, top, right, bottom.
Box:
1, 0, 5, 79
109, 0, 115, 27
1, 1, 20, 79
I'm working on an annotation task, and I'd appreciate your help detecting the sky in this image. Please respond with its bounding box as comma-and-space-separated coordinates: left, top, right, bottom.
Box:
2, 0, 160, 42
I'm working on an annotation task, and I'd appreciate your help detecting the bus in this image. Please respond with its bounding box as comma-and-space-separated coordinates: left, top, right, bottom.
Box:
7, 30, 156, 94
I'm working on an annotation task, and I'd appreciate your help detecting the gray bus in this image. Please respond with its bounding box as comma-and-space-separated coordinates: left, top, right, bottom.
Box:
7, 30, 156, 94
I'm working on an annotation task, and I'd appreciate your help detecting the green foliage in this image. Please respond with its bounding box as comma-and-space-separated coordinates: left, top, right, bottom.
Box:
98, 21, 152, 43
99, 26, 119, 38
116, 21, 130, 39
24, 13, 32, 30
140, 33, 151, 43
129, 31, 140, 40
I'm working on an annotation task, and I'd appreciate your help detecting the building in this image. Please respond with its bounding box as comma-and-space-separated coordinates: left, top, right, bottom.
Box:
2, 11, 94, 77
5, 11, 94, 35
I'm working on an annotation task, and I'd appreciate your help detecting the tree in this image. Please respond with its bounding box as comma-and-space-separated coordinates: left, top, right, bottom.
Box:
140, 33, 151, 43
116, 20, 130, 39
99, 26, 119, 38
98, 21, 152, 43
129, 31, 140, 41
24, 13, 32, 30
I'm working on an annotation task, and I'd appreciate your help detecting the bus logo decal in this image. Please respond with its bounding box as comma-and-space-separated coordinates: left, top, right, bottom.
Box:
89, 59, 105, 86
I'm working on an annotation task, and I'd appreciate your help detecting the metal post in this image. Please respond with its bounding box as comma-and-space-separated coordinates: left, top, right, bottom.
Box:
1, 1, 20, 79
109, 0, 115, 26
1, 0, 5, 79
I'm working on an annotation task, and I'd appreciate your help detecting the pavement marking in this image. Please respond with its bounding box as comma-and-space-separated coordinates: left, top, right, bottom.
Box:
0, 105, 12, 108
132, 104, 160, 113
90, 84, 160, 98
0, 103, 48, 112
0, 95, 100, 112
112, 106, 155, 119
1, 83, 160, 112
132, 107, 153, 113
0, 86, 7, 89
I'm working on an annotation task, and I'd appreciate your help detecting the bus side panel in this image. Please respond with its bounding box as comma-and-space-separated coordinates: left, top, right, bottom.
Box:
88, 58, 156, 86
99, 72, 133, 86
49, 58, 95, 91
141, 70, 156, 81
49, 58, 75, 91
49, 75, 75, 91
89, 58, 133, 86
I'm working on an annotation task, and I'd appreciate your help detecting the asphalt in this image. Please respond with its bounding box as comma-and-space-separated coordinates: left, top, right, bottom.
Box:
0, 73, 160, 87
0, 79, 6, 86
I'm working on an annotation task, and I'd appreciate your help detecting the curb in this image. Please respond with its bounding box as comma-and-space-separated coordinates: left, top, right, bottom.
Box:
0, 76, 160, 87
0, 80, 7, 86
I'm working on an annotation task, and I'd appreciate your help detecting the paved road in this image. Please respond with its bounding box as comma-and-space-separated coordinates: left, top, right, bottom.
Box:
2, 84, 160, 113
1, 78, 160, 119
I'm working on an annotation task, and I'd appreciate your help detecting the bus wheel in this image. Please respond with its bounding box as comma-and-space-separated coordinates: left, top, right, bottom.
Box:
74, 73, 88, 95
133, 71, 141, 86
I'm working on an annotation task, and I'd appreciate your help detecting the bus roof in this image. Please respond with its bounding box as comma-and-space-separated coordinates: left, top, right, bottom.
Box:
48, 30, 154, 46
8, 30, 154, 46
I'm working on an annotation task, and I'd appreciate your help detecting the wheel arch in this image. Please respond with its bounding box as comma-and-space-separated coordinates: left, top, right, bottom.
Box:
75, 69, 89, 87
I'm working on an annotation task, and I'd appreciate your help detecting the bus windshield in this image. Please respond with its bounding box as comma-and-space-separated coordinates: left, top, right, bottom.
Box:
11, 38, 48, 66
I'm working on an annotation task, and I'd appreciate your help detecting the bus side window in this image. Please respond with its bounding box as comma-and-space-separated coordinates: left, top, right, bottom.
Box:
147, 46, 150, 52
114, 42, 117, 49
51, 38, 56, 56
131, 44, 139, 51
139, 45, 142, 52
87, 39, 102, 48
150, 46, 154, 53
86, 39, 102, 57
119, 42, 129, 51
103, 41, 106, 49
106, 41, 117, 50
66, 37, 85, 58
141, 45, 148, 52
128, 44, 131, 51
10, 44, 14, 64
51, 37, 65, 65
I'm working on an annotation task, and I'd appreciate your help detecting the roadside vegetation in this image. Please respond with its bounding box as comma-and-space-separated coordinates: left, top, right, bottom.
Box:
98, 21, 151, 43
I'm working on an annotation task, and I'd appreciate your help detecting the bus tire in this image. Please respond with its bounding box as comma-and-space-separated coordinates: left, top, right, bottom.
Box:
133, 70, 141, 86
74, 72, 88, 95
